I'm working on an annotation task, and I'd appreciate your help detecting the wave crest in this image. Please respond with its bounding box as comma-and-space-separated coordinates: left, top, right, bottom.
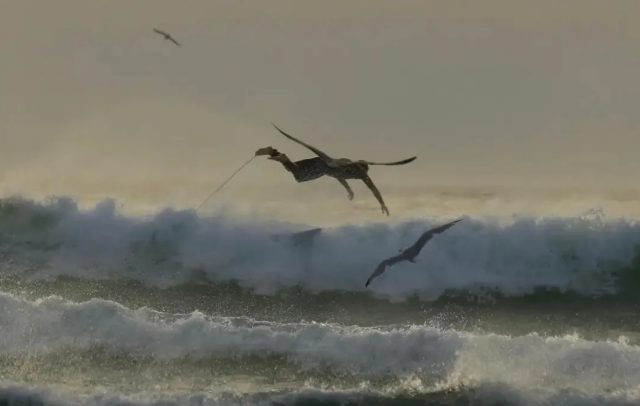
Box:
0, 195, 639, 302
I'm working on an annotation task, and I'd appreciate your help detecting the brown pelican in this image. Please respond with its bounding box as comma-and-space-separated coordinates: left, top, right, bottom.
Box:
255, 124, 416, 216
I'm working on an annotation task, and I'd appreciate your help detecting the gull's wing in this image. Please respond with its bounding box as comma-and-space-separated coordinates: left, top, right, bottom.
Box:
365, 254, 406, 287
169, 37, 181, 46
407, 219, 462, 256
339, 156, 417, 167
153, 29, 167, 36
271, 123, 334, 161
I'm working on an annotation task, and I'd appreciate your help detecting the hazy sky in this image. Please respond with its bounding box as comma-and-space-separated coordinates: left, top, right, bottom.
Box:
1, 0, 640, 205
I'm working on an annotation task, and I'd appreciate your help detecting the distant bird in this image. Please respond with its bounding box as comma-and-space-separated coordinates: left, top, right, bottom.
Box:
153, 29, 181, 46
365, 219, 462, 287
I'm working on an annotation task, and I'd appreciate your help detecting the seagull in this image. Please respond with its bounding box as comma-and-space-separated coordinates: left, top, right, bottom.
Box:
153, 29, 181, 46
365, 219, 462, 287
271, 123, 416, 168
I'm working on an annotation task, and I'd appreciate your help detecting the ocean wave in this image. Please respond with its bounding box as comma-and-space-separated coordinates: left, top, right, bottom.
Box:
0, 195, 640, 302
2, 384, 640, 406
3, 275, 640, 341
2, 292, 640, 396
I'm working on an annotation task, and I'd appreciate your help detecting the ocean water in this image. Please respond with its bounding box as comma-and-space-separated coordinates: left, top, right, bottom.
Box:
1, 194, 640, 406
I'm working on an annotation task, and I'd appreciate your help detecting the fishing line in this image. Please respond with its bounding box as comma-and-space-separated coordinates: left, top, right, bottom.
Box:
195, 155, 256, 212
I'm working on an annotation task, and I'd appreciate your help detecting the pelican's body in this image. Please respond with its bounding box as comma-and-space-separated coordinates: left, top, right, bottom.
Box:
365, 219, 462, 287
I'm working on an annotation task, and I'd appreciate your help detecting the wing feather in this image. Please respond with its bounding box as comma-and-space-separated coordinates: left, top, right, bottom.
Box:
270, 123, 417, 169
271, 123, 334, 161
365, 254, 406, 287
338, 156, 417, 167
408, 219, 462, 255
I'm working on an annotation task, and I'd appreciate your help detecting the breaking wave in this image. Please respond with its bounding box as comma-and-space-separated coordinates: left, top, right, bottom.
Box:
1, 292, 640, 406
0, 195, 639, 303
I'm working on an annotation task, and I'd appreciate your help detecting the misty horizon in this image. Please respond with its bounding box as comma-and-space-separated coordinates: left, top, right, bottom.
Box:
1, 0, 639, 217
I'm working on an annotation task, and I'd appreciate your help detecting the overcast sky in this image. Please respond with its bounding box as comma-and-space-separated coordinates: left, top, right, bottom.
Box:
1, 0, 639, 204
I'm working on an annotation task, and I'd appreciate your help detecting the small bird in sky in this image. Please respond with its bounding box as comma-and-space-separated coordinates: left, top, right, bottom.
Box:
153, 29, 181, 46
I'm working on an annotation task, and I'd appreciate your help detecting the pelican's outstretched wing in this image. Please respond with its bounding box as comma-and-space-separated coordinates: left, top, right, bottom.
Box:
168, 37, 181, 46
408, 219, 462, 256
271, 123, 334, 161
153, 28, 167, 36
365, 254, 406, 287
340, 156, 417, 167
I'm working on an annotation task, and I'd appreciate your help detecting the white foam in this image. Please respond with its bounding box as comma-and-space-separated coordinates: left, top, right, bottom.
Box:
0, 196, 639, 300
2, 293, 640, 397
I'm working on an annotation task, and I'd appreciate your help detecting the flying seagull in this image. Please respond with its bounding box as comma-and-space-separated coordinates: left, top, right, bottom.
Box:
153, 29, 181, 46
271, 123, 416, 168
365, 219, 462, 287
